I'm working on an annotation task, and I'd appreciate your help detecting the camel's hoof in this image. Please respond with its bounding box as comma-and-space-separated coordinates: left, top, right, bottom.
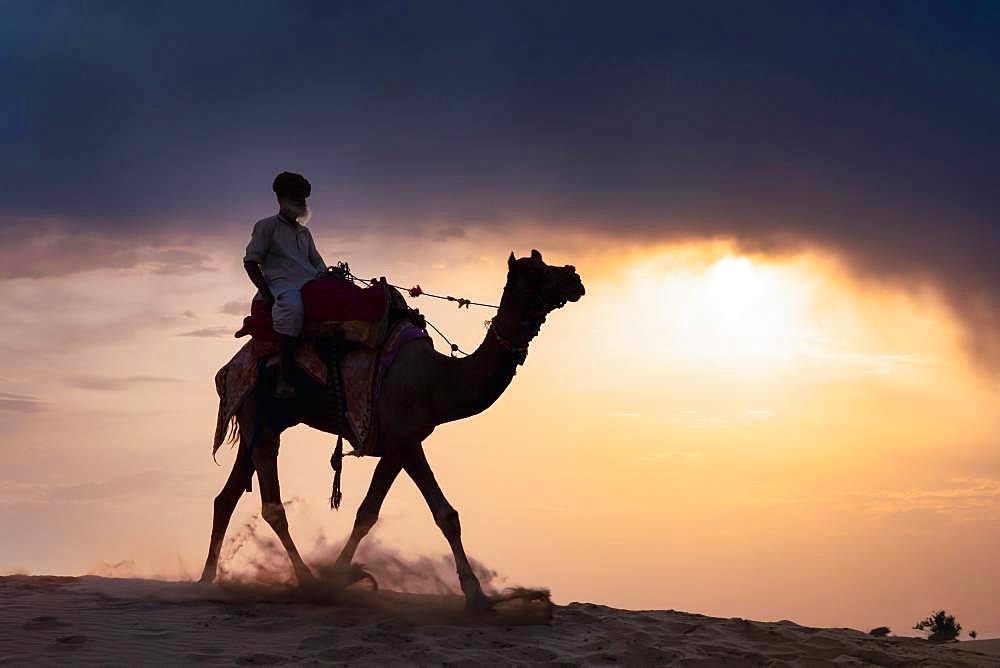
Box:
332, 563, 378, 591
464, 590, 495, 613
295, 569, 319, 588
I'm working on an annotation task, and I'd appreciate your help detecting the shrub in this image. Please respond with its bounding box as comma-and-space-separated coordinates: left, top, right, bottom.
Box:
969, 630, 978, 640
913, 610, 961, 642
869, 626, 891, 638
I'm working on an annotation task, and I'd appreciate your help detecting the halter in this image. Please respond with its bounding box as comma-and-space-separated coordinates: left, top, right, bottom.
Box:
489, 320, 529, 352
487, 285, 557, 366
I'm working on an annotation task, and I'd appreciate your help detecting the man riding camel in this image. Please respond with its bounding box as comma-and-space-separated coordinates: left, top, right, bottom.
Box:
243, 171, 327, 399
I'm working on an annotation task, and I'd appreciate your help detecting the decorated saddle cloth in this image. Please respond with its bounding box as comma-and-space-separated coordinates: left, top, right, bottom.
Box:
235, 276, 391, 349
213, 319, 431, 458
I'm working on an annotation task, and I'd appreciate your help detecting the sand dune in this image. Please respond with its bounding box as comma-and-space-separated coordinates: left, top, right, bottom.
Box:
0, 575, 994, 665
965, 638, 1000, 658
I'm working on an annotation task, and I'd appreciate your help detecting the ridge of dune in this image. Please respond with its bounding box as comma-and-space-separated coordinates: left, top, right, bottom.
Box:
0, 575, 994, 666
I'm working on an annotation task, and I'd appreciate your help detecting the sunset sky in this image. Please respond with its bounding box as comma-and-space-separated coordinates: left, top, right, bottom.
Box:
3, 2, 998, 638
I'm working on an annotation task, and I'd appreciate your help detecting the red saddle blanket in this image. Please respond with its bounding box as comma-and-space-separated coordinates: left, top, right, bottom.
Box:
235, 277, 389, 347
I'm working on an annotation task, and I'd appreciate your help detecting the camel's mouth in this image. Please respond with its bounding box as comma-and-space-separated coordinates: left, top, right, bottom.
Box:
567, 277, 585, 302
537, 267, 584, 310
560, 269, 585, 303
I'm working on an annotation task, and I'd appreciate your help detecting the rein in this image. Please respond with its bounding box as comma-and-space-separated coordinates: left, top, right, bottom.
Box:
332, 262, 503, 357
329, 262, 555, 362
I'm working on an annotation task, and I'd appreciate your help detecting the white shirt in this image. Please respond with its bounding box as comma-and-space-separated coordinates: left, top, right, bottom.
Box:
244, 214, 326, 297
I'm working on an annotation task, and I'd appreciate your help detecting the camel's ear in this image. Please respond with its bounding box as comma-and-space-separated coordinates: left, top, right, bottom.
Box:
531, 249, 543, 262
508, 252, 516, 269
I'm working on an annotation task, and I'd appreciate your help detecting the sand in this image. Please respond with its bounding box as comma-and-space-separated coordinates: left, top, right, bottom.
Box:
0, 575, 994, 666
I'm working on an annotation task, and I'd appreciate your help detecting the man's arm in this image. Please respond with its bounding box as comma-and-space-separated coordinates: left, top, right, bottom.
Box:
243, 261, 273, 303
306, 233, 327, 275
244, 218, 275, 301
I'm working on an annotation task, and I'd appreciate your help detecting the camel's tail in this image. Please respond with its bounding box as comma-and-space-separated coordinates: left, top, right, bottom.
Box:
213, 403, 240, 463
218, 414, 240, 451
212, 344, 256, 460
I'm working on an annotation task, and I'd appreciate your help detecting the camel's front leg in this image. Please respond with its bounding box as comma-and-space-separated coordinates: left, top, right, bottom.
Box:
402, 444, 491, 611
333, 453, 403, 573
251, 432, 315, 586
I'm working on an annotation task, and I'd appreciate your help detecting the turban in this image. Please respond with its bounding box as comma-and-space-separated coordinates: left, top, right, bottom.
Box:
272, 171, 311, 199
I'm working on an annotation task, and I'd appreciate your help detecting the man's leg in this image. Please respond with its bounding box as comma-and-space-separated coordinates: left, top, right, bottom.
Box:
272, 290, 304, 399
276, 334, 298, 399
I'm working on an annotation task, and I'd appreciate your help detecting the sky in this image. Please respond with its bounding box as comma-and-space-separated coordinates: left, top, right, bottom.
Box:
2, 1, 999, 638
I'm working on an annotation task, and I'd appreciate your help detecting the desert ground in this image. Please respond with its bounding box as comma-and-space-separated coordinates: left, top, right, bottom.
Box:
1, 574, 996, 666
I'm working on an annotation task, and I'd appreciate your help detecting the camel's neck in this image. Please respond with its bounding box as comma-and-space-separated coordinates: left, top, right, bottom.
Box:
435, 285, 537, 424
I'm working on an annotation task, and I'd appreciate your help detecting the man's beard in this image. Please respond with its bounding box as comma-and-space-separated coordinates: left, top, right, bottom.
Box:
286, 203, 311, 225
296, 206, 312, 225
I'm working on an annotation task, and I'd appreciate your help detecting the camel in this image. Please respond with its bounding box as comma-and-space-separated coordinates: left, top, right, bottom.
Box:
199, 250, 585, 610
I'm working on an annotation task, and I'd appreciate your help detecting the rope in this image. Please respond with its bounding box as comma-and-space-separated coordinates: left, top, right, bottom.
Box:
424, 318, 473, 356
335, 263, 499, 310
332, 262, 495, 357
400, 285, 498, 309
328, 335, 345, 510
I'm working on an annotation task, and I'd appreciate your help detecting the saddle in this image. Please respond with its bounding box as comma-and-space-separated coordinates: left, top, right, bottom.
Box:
234, 273, 425, 353
235, 275, 381, 347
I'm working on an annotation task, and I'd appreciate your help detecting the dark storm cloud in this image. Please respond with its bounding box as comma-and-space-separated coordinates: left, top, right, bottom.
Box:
0, 220, 215, 278
3, 2, 999, 360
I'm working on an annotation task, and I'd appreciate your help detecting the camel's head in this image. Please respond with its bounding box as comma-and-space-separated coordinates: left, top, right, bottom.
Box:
505, 249, 585, 315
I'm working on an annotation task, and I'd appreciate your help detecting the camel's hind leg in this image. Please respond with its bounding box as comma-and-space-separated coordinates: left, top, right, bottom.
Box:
200, 405, 256, 583
251, 429, 316, 585
402, 444, 490, 611
333, 453, 403, 574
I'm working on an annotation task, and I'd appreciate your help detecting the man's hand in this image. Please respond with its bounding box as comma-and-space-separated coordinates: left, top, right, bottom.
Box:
244, 260, 273, 304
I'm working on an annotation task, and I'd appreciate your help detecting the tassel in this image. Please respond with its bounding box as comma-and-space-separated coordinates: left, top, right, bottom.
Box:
330, 434, 344, 510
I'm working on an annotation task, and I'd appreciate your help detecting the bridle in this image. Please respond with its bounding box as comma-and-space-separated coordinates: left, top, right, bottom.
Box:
488, 285, 561, 365
489, 319, 529, 355
333, 259, 573, 361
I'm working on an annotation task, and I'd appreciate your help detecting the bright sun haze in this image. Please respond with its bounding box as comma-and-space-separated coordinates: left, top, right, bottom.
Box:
5, 229, 996, 638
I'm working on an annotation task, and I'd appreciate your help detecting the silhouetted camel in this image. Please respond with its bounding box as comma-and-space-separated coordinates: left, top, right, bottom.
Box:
200, 250, 584, 610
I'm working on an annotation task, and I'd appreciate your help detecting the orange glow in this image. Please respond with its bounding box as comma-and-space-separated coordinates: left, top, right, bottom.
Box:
1, 232, 997, 638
